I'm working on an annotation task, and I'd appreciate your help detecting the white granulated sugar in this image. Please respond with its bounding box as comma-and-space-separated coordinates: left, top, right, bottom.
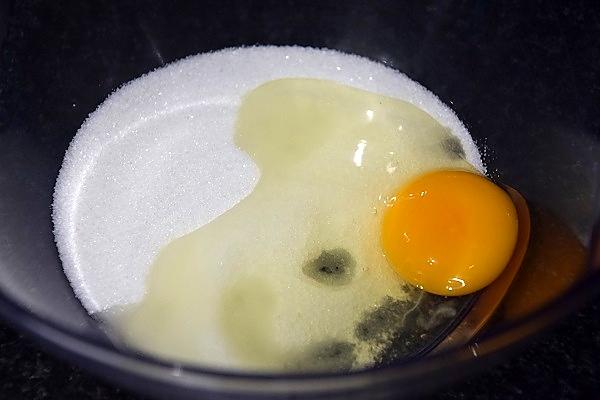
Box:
53, 46, 483, 313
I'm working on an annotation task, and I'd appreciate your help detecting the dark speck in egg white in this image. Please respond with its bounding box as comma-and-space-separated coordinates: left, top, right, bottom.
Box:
292, 340, 356, 372
354, 295, 413, 343
441, 136, 466, 159
302, 248, 356, 286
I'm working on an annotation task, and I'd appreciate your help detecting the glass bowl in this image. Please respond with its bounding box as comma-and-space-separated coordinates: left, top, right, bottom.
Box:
0, 1, 598, 399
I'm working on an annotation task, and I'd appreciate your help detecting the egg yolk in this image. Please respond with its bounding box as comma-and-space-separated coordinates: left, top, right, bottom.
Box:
381, 170, 518, 296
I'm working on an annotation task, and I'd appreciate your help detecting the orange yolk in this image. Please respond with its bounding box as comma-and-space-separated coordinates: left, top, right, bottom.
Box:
381, 170, 518, 296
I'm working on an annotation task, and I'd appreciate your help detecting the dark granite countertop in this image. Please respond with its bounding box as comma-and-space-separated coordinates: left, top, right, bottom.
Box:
1, 298, 598, 400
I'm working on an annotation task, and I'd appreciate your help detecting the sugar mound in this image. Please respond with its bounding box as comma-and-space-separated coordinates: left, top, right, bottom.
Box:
53, 46, 483, 313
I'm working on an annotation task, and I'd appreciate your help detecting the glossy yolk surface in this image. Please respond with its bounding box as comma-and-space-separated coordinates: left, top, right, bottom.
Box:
381, 170, 518, 296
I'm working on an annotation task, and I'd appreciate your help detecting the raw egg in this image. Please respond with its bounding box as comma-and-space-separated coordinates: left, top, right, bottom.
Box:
116, 78, 484, 371
381, 170, 519, 296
